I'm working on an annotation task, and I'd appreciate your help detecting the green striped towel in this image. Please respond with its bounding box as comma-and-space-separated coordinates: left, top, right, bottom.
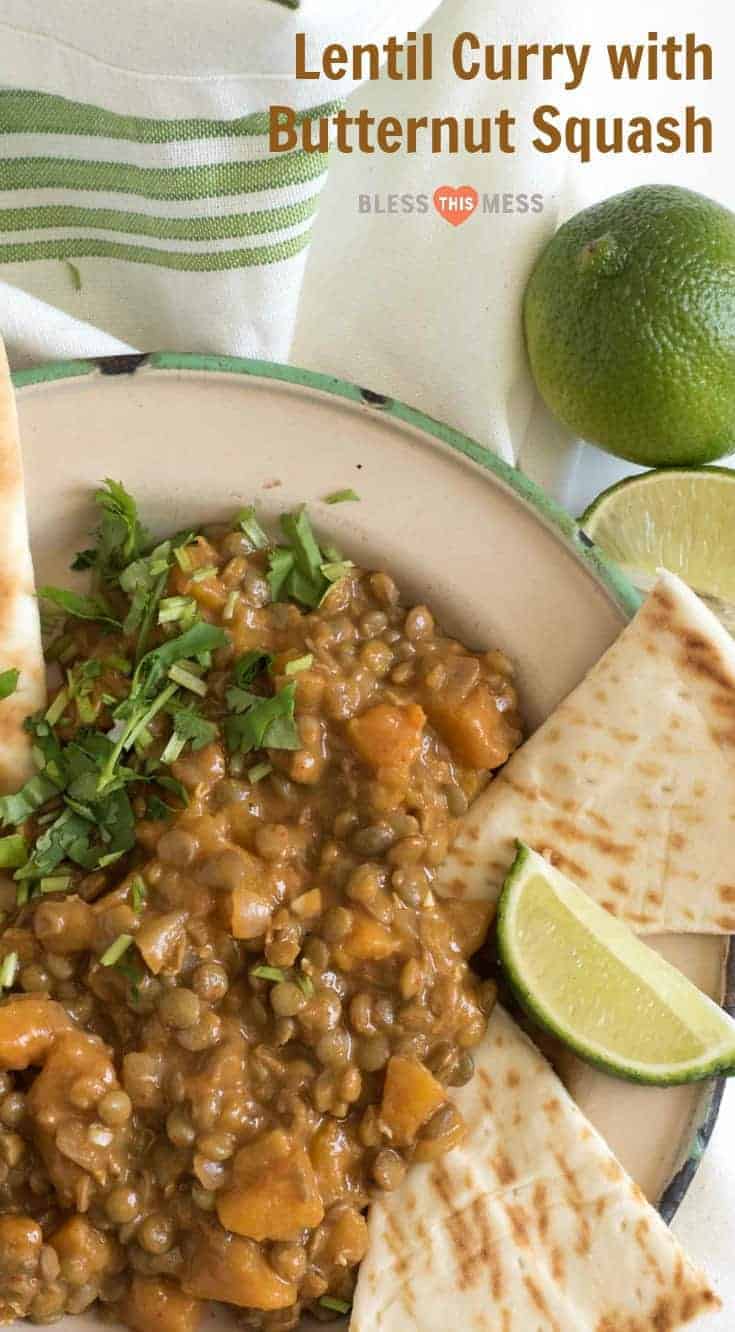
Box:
0, 2, 440, 363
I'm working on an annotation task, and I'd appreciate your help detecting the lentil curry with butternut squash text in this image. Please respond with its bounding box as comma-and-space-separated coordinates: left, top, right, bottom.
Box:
0, 486, 521, 1329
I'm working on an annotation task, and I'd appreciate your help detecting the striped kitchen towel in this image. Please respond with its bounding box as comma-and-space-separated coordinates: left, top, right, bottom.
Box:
0, 1, 440, 364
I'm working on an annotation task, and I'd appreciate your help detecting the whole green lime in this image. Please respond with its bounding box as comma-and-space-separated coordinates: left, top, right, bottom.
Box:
523, 185, 735, 465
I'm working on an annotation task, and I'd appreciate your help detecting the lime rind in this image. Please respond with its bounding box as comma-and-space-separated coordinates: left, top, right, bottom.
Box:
497, 843, 735, 1086
581, 467, 735, 608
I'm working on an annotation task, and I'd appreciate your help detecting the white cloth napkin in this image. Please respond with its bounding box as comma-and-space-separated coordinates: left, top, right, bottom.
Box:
0, 0, 441, 366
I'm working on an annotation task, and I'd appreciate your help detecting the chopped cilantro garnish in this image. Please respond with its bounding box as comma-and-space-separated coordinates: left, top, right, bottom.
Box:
146, 795, 172, 821
133, 621, 227, 698
161, 704, 217, 764
114, 952, 144, 1001
0, 668, 19, 700
225, 681, 299, 754
76, 695, 101, 725
297, 973, 314, 999
324, 489, 360, 504
233, 651, 274, 689
45, 688, 70, 727
105, 655, 132, 675
130, 875, 147, 913
278, 506, 326, 607
284, 654, 313, 675
247, 761, 272, 784
168, 663, 207, 696
120, 540, 173, 657
321, 560, 355, 584
173, 543, 194, 572
319, 1296, 352, 1315
100, 934, 134, 966
38, 586, 120, 628
237, 506, 270, 550
0, 952, 18, 989
73, 480, 147, 581
39, 874, 73, 894
266, 507, 344, 608
250, 965, 286, 983
190, 565, 217, 583
0, 774, 61, 827
0, 835, 28, 869
267, 547, 295, 603
158, 595, 197, 626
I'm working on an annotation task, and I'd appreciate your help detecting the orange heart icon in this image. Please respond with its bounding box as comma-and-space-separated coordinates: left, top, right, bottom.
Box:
433, 186, 479, 226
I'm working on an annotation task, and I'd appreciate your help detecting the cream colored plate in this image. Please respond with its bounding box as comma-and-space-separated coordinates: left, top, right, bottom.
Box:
11, 354, 731, 1331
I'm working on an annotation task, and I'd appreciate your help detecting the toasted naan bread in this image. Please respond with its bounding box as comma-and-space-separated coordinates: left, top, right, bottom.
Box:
0, 341, 45, 792
352, 1005, 720, 1330
437, 571, 735, 932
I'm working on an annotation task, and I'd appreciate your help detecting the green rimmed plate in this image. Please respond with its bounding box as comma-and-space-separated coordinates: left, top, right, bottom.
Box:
11, 352, 730, 1330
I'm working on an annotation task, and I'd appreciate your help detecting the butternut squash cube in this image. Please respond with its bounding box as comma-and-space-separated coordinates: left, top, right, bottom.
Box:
347, 703, 425, 775
424, 683, 515, 769
441, 899, 496, 958
184, 1225, 295, 1310
122, 1276, 202, 1332
217, 1129, 324, 1242
379, 1056, 446, 1146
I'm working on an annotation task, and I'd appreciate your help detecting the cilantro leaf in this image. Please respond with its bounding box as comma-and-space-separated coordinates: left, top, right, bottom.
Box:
267, 547, 295, 602
91, 480, 148, 579
38, 587, 121, 628
133, 622, 228, 699
224, 682, 299, 754
145, 794, 173, 821
0, 668, 19, 700
324, 489, 360, 504
161, 703, 217, 763
284, 654, 313, 675
236, 506, 270, 551
280, 506, 323, 585
0, 773, 62, 827
319, 1296, 352, 1315
119, 540, 172, 656
268, 507, 330, 609
233, 650, 274, 690
0, 834, 28, 869
225, 686, 259, 714
15, 808, 92, 881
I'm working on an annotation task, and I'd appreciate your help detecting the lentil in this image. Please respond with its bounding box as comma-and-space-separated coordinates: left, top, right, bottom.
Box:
0, 506, 521, 1328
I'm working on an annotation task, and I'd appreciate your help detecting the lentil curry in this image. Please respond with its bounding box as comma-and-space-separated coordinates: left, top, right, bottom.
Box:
0, 486, 522, 1330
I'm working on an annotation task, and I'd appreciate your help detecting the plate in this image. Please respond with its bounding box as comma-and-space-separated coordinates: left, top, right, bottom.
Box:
11, 352, 732, 1328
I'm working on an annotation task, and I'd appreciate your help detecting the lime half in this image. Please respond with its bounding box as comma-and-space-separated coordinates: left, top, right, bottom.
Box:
497, 844, 735, 1084
582, 467, 735, 629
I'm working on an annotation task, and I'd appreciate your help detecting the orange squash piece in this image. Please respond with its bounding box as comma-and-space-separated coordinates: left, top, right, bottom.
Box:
184, 1225, 295, 1310
347, 703, 425, 776
441, 899, 496, 958
122, 1277, 202, 1332
217, 1129, 324, 1242
0, 996, 72, 1070
424, 683, 515, 769
379, 1055, 446, 1146
51, 1216, 119, 1285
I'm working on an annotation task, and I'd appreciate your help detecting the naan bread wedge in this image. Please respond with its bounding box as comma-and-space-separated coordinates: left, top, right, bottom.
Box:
0, 342, 45, 792
437, 570, 735, 933
352, 1005, 720, 1331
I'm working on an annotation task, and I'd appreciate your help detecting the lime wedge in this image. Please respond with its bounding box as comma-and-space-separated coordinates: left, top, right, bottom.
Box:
581, 467, 735, 630
497, 844, 735, 1084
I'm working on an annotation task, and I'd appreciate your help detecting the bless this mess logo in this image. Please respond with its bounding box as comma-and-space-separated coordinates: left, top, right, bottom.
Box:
358, 188, 544, 225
